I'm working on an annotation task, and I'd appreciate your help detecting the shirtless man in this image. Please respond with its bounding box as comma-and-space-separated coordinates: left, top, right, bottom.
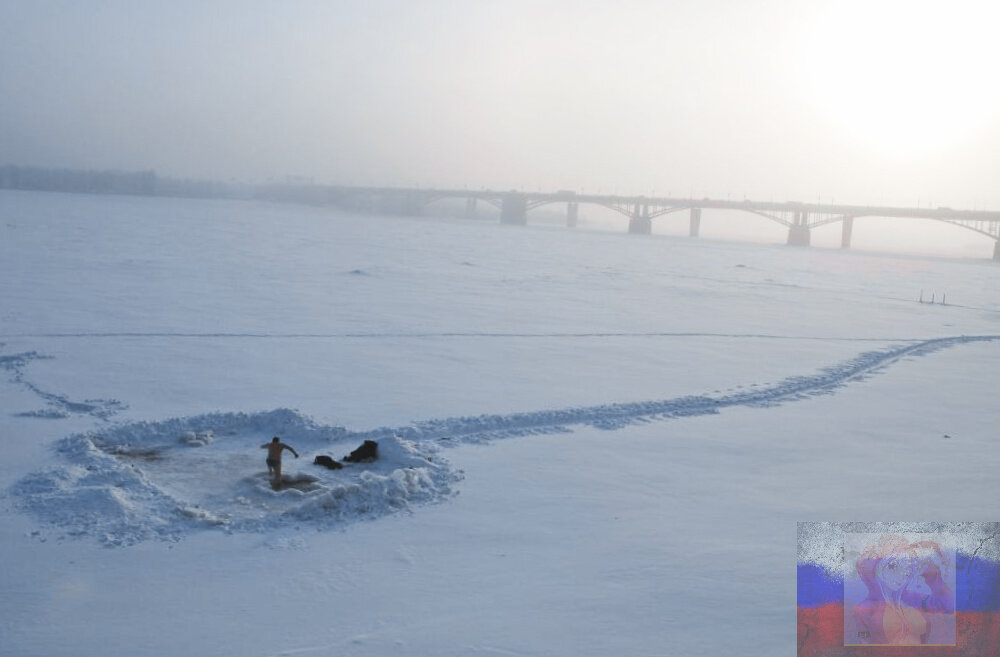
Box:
261, 436, 298, 488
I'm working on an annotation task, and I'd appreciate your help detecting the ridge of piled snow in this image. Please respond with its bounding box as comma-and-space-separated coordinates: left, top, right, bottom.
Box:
9, 409, 462, 546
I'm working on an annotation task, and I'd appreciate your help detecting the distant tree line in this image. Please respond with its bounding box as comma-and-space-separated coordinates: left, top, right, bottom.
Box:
0, 164, 353, 206
0, 165, 262, 200
0, 166, 488, 219
0, 165, 159, 196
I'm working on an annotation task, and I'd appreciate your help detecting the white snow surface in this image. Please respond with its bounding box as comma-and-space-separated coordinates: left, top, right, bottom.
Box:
1, 190, 999, 656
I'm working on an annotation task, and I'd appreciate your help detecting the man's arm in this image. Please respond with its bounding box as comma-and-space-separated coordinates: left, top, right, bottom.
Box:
284, 444, 299, 458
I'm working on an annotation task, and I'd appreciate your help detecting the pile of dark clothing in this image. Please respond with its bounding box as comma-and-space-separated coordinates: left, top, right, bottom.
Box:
312, 439, 378, 470
312, 455, 343, 470
343, 439, 378, 463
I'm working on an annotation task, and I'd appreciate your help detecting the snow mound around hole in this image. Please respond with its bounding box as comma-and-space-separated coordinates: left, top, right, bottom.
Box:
180, 430, 214, 446
9, 409, 463, 546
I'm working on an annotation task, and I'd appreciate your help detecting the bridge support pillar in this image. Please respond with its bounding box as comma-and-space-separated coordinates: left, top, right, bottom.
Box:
629, 216, 651, 234
629, 204, 651, 234
841, 216, 854, 249
465, 197, 477, 219
787, 211, 811, 246
994, 239, 1000, 261
788, 225, 811, 246
689, 207, 701, 237
566, 202, 579, 227
500, 193, 527, 225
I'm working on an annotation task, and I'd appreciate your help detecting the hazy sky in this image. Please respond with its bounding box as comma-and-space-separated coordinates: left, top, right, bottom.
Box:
3, 0, 999, 208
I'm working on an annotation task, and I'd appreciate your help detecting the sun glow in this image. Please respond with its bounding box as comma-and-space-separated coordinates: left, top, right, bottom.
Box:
799, 2, 1000, 158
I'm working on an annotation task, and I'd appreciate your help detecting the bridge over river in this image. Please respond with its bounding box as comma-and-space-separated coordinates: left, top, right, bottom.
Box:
305, 186, 1000, 260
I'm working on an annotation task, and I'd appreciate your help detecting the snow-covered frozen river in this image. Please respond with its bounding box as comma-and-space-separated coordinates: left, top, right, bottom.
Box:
2, 190, 998, 656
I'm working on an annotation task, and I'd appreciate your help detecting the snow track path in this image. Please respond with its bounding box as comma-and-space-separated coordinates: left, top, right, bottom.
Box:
355, 335, 1000, 444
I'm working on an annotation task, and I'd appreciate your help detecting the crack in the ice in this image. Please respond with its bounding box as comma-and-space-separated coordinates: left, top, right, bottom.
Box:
0, 330, 940, 341
1, 348, 128, 420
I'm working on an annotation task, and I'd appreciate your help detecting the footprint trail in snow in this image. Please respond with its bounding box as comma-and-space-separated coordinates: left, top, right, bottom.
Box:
357, 334, 1000, 443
